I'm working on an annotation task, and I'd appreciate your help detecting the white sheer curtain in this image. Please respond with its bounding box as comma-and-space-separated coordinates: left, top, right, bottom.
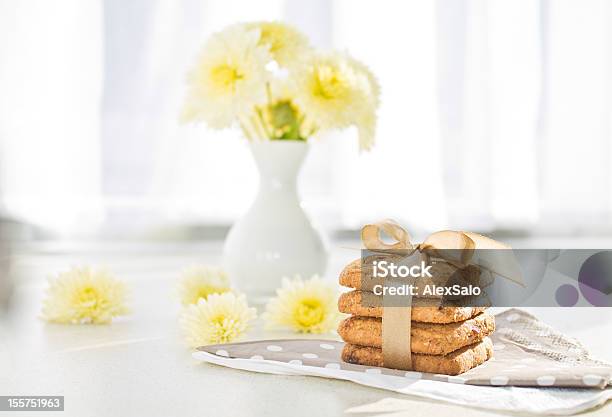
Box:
99, 0, 285, 232
1, 0, 611, 237
538, 0, 612, 232
434, 0, 612, 234
436, 0, 541, 231
0, 0, 103, 234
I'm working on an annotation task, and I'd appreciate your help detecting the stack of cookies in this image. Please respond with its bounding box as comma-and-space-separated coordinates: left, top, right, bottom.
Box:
337, 258, 495, 375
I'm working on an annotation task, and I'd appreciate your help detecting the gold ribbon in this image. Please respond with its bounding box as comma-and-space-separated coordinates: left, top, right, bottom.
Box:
361, 219, 524, 370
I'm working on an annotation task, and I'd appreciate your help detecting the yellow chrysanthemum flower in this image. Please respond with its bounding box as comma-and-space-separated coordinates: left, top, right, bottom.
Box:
264, 275, 341, 334
41, 267, 128, 324
294, 52, 380, 150
345, 55, 380, 150
177, 265, 231, 306
245, 21, 310, 67
182, 25, 271, 129
180, 292, 257, 347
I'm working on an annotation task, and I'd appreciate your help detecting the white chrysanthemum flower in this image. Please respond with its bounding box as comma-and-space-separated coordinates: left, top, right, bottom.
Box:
245, 21, 311, 67
345, 55, 380, 151
180, 292, 257, 347
177, 265, 231, 306
263, 275, 341, 334
41, 267, 128, 324
181, 25, 272, 129
293, 52, 380, 150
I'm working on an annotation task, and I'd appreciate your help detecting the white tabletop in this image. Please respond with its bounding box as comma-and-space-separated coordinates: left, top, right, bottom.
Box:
1, 241, 611, 417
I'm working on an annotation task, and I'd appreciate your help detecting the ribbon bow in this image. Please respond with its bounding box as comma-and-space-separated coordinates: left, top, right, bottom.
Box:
360, 219, 524, 371
361, 219, 524, 285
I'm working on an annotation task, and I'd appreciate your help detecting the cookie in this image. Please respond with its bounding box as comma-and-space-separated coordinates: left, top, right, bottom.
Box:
337, 312, 495, 355
339, 258, 486, 294
341, 337, 494, 375
338, 290, 488, 323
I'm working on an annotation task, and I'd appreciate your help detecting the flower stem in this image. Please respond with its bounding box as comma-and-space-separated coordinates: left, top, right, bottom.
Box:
255, 107, 272, 139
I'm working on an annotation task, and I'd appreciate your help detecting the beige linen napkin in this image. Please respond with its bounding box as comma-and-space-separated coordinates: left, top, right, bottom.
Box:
193, 309, 612, 415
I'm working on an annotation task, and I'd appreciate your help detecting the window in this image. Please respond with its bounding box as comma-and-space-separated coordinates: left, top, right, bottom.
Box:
1, 0, 611, 238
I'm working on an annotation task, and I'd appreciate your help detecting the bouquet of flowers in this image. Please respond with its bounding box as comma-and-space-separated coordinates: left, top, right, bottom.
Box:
181, 22, 380, 150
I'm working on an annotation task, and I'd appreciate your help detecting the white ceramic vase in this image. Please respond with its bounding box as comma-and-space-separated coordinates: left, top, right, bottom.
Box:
223, 141, 328, 302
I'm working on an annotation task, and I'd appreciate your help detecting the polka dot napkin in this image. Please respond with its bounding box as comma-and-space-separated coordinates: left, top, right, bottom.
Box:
195, 309, 611, 388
